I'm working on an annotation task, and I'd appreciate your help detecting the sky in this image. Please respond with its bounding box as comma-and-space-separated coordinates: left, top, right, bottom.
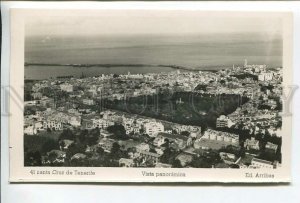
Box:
25, 10, 283, 37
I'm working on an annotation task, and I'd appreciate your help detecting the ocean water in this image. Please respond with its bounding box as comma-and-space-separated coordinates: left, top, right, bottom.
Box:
25, 34, 282, 80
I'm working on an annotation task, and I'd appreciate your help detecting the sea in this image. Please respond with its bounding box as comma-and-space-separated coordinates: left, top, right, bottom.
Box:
25, 33, 282, 80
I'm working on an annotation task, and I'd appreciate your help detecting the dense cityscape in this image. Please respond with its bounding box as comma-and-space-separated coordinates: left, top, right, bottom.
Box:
24, 59, 283, 169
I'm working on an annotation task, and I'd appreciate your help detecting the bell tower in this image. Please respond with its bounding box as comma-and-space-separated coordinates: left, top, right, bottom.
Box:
244, 59, 248, 68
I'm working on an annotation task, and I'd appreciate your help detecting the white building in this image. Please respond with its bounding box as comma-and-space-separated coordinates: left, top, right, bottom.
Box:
135, 143, 150, 152
119, 158, 134, 167
43, 119, 63, 130
194, 129, 240, 150
216, 115, 234, 128
60, 84, 73, 92
34, 121, 44, 131
201, 129, 239, 144
144, 121, 164, 137
24, 125, 37, 135
69, 116, 81, 127
258, 72, 273, 81
251, 158, 274, 169
82, 98, 94, 105
92, 118, 114, 129
244, 137, 260, 150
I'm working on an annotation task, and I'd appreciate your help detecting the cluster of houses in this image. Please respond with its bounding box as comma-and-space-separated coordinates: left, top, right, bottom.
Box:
194, 129, 239, 150
25, 104, 280, 169
24, 109, 82, 135
243, 137, 278, 154
25, 60, 282, 168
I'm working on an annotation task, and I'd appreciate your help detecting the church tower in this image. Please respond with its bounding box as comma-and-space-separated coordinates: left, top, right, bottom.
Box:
244, 59, 248, 68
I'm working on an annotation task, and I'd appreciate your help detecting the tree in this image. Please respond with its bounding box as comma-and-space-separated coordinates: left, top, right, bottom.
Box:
161, 139, 170, 148
59, 129, 75, 141
139, 128, 145, 134
149, 148, 157, 153
107, 125, 127, 140
219, 145, 240, 157
78, 129, 88, 143
86, 128, 100, 146
110, 142, 122, 160
181, 131, 190, 137
97, 147, 105, 155
172, 159, 182, 168
48, 151, 58, 164
66, 143, 86, 159
160, 147, 176, 164
191, 151, 222, 168
25, 151, 42, 166
190, 157, 212, 168
70, 156, 88, 167
41, 139, 59, 154
59, 140, 65, 150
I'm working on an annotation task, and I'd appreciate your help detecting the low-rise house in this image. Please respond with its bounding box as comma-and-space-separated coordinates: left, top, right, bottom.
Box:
68, 108, 80, 115
24, 125, 37, 135
85, 144, 100, 153
119, 158, 134, 167
71, 153, 87, 160
60, 83, 73, 92
59, 139, 74, 150
155, 162, 172, 168
135, 148, 161, 163
34, 122, 44, 131
92, 118, 114, 129
157, 132, 192, 149
82, 98, 94, 105
81, 119, 94, 130
133, 125, 140, 134
219, 152, 240, 165
250, 158, 274, 169
24, 100, 37, 106
154, 147, 165, 155
43, 119, 63, 130
32, 92, 43, 99
244, 137, 260, 150
98, 138, 115, 153
194, 129, 239, 150
135, 143, 150, 152
69, 115, 81, 127
265, 142, 278, 154
258, 72, 273, 81
100, 130, 113, 138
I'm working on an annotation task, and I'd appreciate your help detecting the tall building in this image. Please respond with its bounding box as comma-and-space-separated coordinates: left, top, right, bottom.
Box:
244, 59, 248, 67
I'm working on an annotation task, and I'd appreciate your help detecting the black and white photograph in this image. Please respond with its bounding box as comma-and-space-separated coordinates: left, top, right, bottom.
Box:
8, 8, 293, 182
23, 10, 286, 169
3, 2, 300, 203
